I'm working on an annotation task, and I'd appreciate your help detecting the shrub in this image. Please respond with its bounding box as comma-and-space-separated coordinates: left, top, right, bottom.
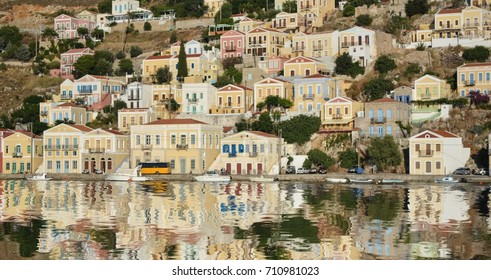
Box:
144, 22, 152, 31
130, 45, 143, 58
343, 4, 355, 17
115, 50, 126, 59
355, 14, 372, 27
374, 55, 396, 74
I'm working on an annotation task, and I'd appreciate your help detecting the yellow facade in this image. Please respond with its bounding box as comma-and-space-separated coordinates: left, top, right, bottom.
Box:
2, 131, 43, 174
141, 54, 204, 83
55, 79, 75, 102
245, 27, 288, 58
433, 7, 491, 39
118, 108, 154, 132
322, 96, 362, 131
81, 128, 129, 173
297, 0, 335, 30
291, 31, 339, 58
236, 17, 264, 33
412, 24, 432, 43
412, 74, 452, 102
43, 124, 93, 174
292, 74, 344, 116
272, 12, 298, 31
210, 84, 253, 114
283, 55, 328, 77
253, 77, 293, 111
130, 119, 222, 174
456, 62, 491, 97
40, 101, 89, 126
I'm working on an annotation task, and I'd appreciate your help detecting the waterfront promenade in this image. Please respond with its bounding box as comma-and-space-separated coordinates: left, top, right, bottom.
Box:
1, 173, 490, 184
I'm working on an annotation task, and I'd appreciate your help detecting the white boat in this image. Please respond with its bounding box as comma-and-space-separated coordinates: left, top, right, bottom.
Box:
325, 178, 349, 183
106, 167, 152, 182
250, 175, 277, 182
194, 171, 231, 182
434, 176, 460, 183
378, 179, 406, 184
27, 173, 52, 181
350, 178, 374, 184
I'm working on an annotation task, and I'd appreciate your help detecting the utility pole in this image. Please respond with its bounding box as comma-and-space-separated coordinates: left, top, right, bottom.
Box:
29, 122, 33, 174
277, 128, 282, 175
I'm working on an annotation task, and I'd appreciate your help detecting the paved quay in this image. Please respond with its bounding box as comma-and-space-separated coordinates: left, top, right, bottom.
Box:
1, 173, 491, 184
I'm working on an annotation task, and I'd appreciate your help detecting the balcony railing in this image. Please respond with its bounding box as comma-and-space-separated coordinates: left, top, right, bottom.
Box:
88, 148, 105, 153
127, 95, 140, 101
313, 45, 323, 51
44, 145, 62, 151
465, 80, 475, 86
40, 111, 48, 116
303, 95, 314, 100
292, 47, 305, 52
225, 47, 236, 52
332, 114, 343, 119
62, 145, 79, 150
249, 152, 258, 157
370, 117, 386, 124
463, 23, 480, 27
188, 98, 199, 103
418, 150, 434, 157
78, 88, 93, 94
60, 95, 73, 100
228, 153, 237, 158
141, 144, 152, 150
12, 152, 23, 158
176, 144, 188, 150
341, 42, 368, 48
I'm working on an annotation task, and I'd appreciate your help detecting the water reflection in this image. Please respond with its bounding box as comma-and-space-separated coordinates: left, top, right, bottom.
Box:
1, 180, 491, 260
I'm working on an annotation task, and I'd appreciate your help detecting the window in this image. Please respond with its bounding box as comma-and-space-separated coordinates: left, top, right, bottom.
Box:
369, 126, 374, 135
145, 135, 151, 145
387, 126, 392, 135
436, 162, 441, 169
479, 73, 483, 81
222, 144, 230, 153
136, 135, 141, 145
27, 145, 31, 154
47, 161, 52, 170
387, 109, 392, 119
260, 144, 265, 153
170, 160, 175, 169
415, 144, 420, 151
191, 159, 195, 169
6, 163, 9, 170
461, 73, 465, 82
73, 161, 78, 170
436, 144, 441, 152
191, 134, 196, 145
155, 135, 161, 145
416, 161, 420, 169
180, 134, 186, 144
171, 135, 176, 145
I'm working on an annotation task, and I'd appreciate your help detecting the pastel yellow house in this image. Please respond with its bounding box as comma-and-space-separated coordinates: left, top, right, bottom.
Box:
210, 84, 254, 114
129, 119, 223, 174
322, 96, 362, 131
291, 31, 340, 59
297, 0, 335, 31
141, 54, 204, 83
54, 78, 75, 102
456, 62, 491, 97
43, 124, 93, 174
409, 130, 470, 175
81, 128, 129, 174
236, 17, 264, 33
412, 74, 452, 102
411, 24, 433, 43
433, 8, 462, 39
2, 131, 43, 174
253, 77, 293, 111
245, 27, 287, 58
118, 108, 156, 133
292, 74, 344, 116
283, 55, 328, 77
272, 12, 298, 31
40, 101, 89, 126
218, 131, 284, 175
433, 6, 491, 40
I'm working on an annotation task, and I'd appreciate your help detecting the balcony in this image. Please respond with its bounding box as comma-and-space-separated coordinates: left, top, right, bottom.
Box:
292, 47, 305, 52
78, 88, 93, 94
463, 23, 480, 28
418, 150, 434, 157
44, 145, 61, 151
228, 153, 237, 158
249, 152, 258, 157
332, 114, 343, 119
62, 145, 79, 150
370, 117, 386, 124
141, 144, 152, 150
12, 152, 23, 158
88, 148, 105, 153
465, 80, 475, 86
303, 95, 314, 100
40, 111, 48, 116
225, 47, 236, 52
188, 98, 199, 103
176, 144, 188, 150
313, 45, 323, 51
127, 95, 140, 101
60, 95, 73, 100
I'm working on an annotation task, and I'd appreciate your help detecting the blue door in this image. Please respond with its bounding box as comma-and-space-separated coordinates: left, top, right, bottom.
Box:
231, 144, 237, 156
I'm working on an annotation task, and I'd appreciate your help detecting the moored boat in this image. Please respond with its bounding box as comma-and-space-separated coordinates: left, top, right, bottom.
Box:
27, 173, 52, 181
250, 175, 276, 182
325, 178, 349, 183
350, 178, 373, 184
434, 176, 460, 183
378, 179, 406, 184
194, 171, 231, 182
106, 167, 152, 182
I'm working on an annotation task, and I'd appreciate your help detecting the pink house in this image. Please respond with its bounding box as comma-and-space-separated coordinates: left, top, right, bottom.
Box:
61, 48, 94, 78
258, 56, 288, 76
54, 14, 96, 39
220, 30, 245, 60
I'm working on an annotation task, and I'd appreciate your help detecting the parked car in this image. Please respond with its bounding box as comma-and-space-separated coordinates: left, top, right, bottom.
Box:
474, 168, 489, 175
309, 168, 317, 174
348, 166, 364, 174
453, 167, 471, 175
286, 166, 296, 174
296, 167, 308, 174
318, 167, 327, 174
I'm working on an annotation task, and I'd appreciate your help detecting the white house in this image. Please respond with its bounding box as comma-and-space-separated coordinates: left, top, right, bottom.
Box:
339, 26, 376, 67
181, 83, 217, 115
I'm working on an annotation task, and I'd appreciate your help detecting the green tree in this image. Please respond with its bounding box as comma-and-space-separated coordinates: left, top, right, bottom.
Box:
93, 59, 113, 75
404, 62, 421, 78
77, 27, 89, 38
94, 50, 115, 63
385, 15, 410, 36
214, 2, 233, 23
176, 41, 188, 81
115, 50, 126, 59
130, 45, 143, 58
355, 14, 372, 26
303, 158, 313, 169
15, 44, 31, 62
0, 25, 22, 49
41, 27, 58, 41
2, 42, 18, 60
155, 66, 173, 84
343, 4, 355, 17
462, 46, 490, 62
279, 115, 321, 145
339, 148, 358, 168
264, 95, 293, 111
366, 135, 402, 171
251, 112, 274, 133
364, 77, 394, 100
282, 0, 297, 12
91, 28, 105, 41
170, 31, 178, 44
0, 62, 7, 71
307, 149, 335, 169
73, 55, 96, 78
166, 99, 180, 112
405, 0, 429, 18
374, 55, 397, 74
117, 58, 134, 75
144, 21, 152, 31
235, 119, 249, 132
335, 53, 365, 78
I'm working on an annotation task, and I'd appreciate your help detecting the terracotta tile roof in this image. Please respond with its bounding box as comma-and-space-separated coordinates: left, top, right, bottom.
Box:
432, 130, 458, 138
187, 54, 202, 58
102, 128, 125, 135
56, 102, 84, 108
63, 48, 93, 54
223, 126, 234, 133
250, 131, 277, 138
69, 124, 93, 132
145, 119, 208, 125
120, 108, 149, 112
437, 8, 462, 14
145, 55, 173, 60
458, 62, 491, 68
218, 84, 252, 91
370, 97, 398, 103
304, 74, 330, 79
5, 130, 39, 139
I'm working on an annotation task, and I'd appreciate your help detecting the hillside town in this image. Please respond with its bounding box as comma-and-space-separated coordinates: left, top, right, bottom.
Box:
0, 0, 491, 178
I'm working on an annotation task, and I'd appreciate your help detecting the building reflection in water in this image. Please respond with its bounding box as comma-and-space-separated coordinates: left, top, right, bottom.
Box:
1, 180, 491, 260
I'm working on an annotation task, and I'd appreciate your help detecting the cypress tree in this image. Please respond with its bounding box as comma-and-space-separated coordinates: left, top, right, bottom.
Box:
176, 41, 188, 82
